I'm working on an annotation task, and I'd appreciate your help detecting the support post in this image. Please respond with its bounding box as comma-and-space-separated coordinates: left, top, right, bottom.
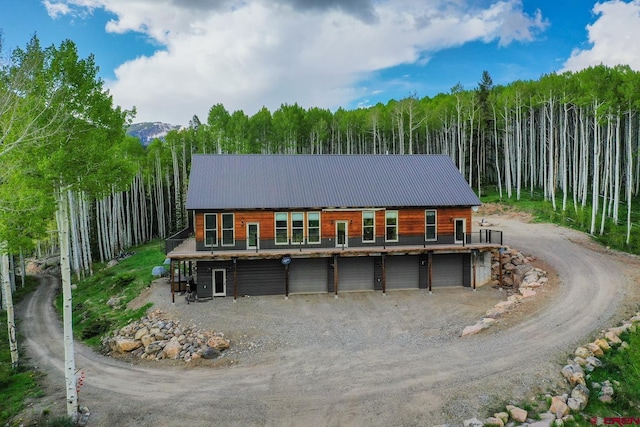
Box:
170, 260, 175, 304
472, 250, 477, 291
233, 258, 238, 302
428, 251, 433, 294
333, 254, 339, 299
285, 264, 289, 300
381, 253, 386, 295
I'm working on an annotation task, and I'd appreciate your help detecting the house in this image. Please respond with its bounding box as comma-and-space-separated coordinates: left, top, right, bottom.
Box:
165, 154, 503, 300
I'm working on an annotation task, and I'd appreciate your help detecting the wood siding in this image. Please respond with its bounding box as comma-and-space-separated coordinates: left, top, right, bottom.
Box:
194, 207, 473, 248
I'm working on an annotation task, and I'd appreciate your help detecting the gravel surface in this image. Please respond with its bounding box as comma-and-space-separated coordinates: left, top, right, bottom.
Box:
15, 214, 640, 426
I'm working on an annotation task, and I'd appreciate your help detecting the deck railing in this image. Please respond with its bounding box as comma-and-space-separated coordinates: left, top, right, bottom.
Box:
165, 227, 192, 254
166, 229, 504, 255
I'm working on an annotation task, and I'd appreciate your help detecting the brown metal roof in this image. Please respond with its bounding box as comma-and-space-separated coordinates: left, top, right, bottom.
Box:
186, 154, 481, 210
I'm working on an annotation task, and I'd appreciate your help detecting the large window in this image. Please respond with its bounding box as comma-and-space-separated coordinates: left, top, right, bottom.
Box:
292, 212, 304, 243
275, 212, 289, 245
362, 211, 375, 243
307, 212, 321, 244
204, 213, 217, 247
425, 210, 437, 241
385, 211, 398, 242
221, 213, 234, 246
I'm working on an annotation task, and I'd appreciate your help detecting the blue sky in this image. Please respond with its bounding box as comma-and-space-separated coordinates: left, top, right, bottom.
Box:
1, 0, 639, 126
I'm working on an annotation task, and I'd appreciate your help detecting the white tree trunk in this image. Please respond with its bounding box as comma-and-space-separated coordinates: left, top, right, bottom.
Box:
1, 247, 19, 368
56, 189, 79, 421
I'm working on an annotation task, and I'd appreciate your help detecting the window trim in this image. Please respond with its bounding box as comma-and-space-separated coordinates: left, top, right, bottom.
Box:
362, 210, 375, 243
307, 212, 321, 244
385, 210, 399, 242
291, 212, 305, 244
275, 212, 289, 245
425, 209, 437, 241
204, 213, 218, 247
221, 213, 235, 246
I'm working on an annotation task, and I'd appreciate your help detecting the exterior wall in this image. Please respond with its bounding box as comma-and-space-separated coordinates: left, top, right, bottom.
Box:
193, 206, 474, 251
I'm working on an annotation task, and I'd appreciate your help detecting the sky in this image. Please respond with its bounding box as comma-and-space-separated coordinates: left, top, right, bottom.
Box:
1, 0, 639, 126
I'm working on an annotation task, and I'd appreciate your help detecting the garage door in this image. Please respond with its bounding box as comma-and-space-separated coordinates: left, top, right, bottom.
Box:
337, 257, 374, 292
386, 256, 419, 290
431, 254, 464, 287
289, 258, 328, 294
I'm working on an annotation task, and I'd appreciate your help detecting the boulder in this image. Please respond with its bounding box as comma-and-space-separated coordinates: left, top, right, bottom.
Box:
585, 356, 602, 368
201, 346, 221, 360
550, 396, 569, 418
484, 417, 504, 427
462, 418, 484, 427
594, 339, 611, 352
134, 327, 149, 341
574, 347, 591, 359
585, 342, 604, 357
115, 338, 142, 353
570, 384, 589, 410
506, 405, 527, 423
604, 331, 623, 345
520, 288, 536, 298
494, 412, 509, 424
164, 338, 182, 359
207, 335, 230, 350
140, 334, 154, 348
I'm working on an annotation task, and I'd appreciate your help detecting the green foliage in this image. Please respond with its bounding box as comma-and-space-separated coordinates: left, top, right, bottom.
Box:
55, 240, 164, 347
44, 416, 77, 427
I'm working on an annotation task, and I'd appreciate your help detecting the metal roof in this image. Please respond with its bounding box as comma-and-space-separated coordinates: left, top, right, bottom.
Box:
186, 154, 481, 210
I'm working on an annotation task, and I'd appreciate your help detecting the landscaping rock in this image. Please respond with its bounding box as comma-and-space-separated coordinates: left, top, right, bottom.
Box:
506, 405, 527, 423
463, 417, 484, 427
549, 396, 569, 418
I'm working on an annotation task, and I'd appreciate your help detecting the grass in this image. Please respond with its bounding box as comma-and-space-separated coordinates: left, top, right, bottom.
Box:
577, 328, 640, 419
54, 239, 166, 348
0, 276, 46, 426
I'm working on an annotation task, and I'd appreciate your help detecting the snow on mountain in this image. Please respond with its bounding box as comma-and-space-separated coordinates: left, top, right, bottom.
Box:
126, 122, 182, 146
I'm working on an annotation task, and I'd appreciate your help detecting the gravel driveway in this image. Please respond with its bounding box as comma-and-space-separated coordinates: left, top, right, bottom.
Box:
16, 215, 640, 426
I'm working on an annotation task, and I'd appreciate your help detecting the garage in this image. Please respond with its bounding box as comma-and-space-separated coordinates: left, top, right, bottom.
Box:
289, 258, 329, 294
337, 257, 374, 292
431, 253, 465, 287
385, 255, 419, 290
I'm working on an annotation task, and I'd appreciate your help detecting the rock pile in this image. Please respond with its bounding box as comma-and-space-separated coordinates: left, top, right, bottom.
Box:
451, 313, 640, 426
462, 247, 547, 337
102, 309, 230, 363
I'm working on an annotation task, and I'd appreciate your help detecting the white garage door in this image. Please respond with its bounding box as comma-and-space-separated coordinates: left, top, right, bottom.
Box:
431, 254, 464, 287
385, 256, 419, 290
337, 257, 374, 292
289, 258, 328, 294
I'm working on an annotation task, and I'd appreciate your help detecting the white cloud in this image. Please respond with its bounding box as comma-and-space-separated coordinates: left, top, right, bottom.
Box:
562, 0, 640, 72
46, 0, 548, 124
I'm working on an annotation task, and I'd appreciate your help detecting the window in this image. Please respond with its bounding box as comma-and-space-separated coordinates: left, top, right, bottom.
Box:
275, 212, 288, 245
292, 212, 304, 243
385, 211, 398, 242
425, 210, 437, 241
221, 213, 234, 246
307, 212, 321, 244
362, 211, 375, 243
204, 214, 217, 247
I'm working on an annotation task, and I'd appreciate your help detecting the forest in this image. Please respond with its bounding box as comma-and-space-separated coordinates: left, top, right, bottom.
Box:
1, 39, 640, 279
2, 34, 640, 419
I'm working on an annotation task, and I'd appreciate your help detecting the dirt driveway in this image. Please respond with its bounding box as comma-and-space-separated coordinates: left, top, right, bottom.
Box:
16, 215, 640, 426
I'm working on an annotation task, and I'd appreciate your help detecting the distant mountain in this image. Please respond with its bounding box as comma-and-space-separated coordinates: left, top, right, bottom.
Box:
126, 122, 181, 146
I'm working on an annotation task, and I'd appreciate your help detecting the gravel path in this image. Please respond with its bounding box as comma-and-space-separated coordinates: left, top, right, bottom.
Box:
16, 215, 640, 426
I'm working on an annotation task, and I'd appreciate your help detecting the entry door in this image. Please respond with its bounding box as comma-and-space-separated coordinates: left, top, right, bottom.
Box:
454, 219, 466, 244
336, 221, 348, 248
247, 223, 259, 250
213, 269, 226, 297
